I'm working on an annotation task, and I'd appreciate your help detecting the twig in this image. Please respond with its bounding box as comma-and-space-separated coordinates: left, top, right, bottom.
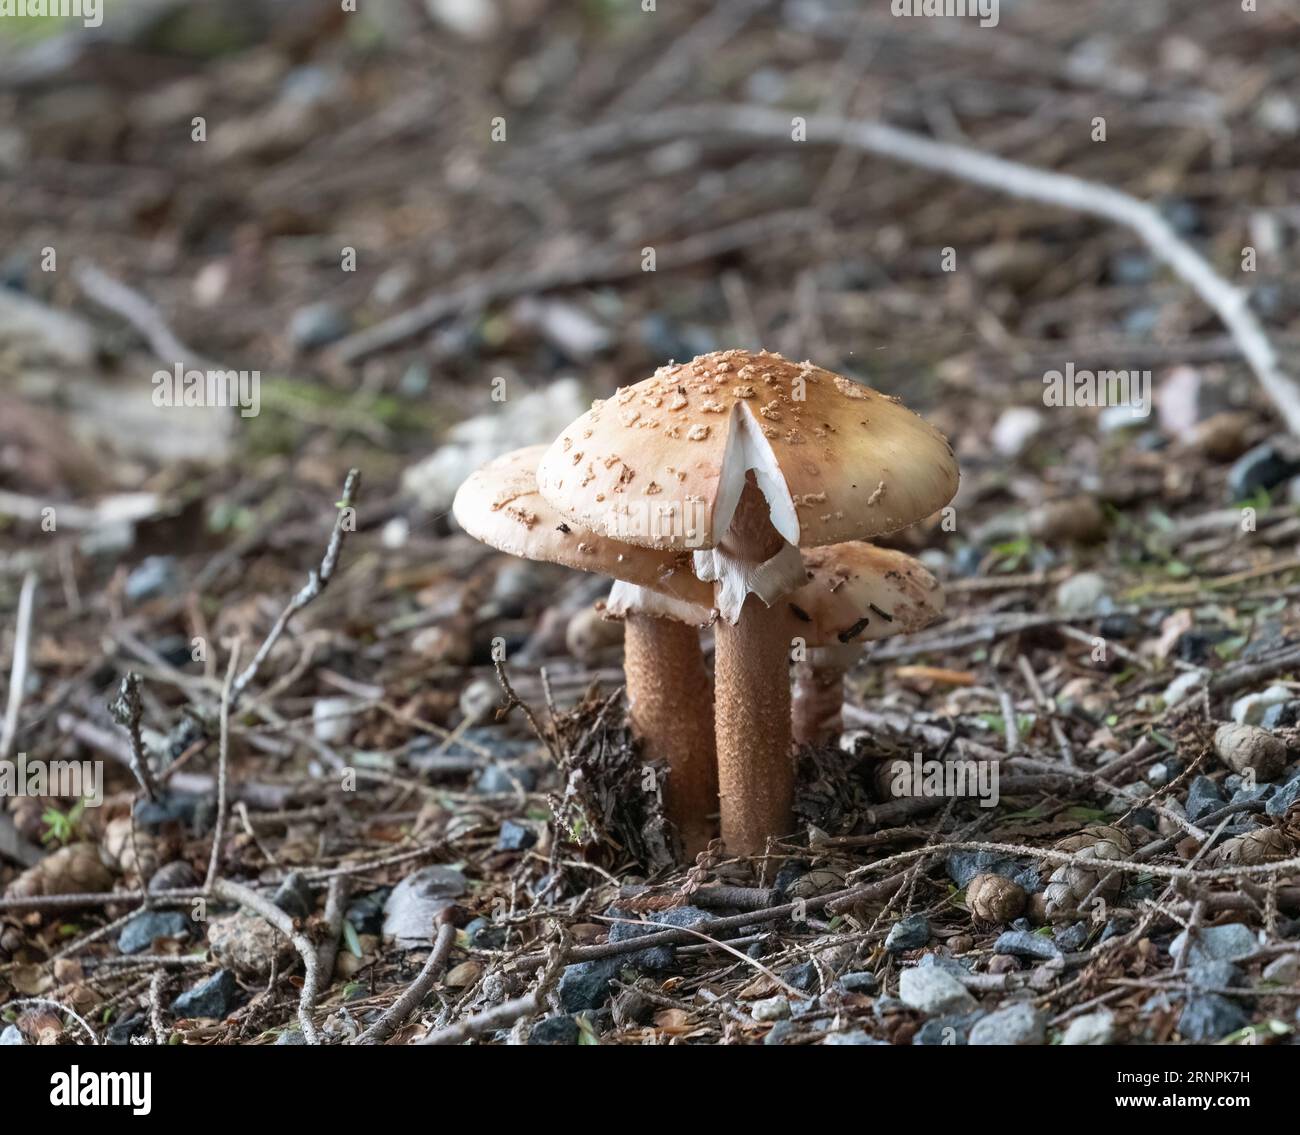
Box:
534, 104, 1300, 434
0, 570, 36, 762
354, 913, 457, 1045
203, 640, 243, 892
229, 469, 360, 708
209, 879, 321, 1045
148, 970, 170, 1045
107, 673, 160, 801
75, 263, 214, 370
316, 875, 352, 989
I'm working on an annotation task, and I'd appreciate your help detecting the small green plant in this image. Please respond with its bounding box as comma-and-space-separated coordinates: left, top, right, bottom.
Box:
41, 798, 87, 847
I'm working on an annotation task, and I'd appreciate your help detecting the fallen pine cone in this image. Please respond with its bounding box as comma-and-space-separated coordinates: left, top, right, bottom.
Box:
1043, 825, 1132, 915
99, 816, 161, 884
1204, 826, 1289, 867
965, 873, 1027, 923
1213, 723, 1287, 782
4, 843, 114, 901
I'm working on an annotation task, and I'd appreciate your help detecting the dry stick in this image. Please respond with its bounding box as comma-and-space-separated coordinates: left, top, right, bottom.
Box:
536, 104, 1300, 435
75, 263, 216, 371
316, 875, 352, 989
203, 641, 243, 893
209, 879, 321, 1045
229, 469, 361, 710
0, 570, 36, 762
148, 970, 170, 1045
418, 939, 569, 1046
108, 673, 160, 801
353, 914, 457, 1045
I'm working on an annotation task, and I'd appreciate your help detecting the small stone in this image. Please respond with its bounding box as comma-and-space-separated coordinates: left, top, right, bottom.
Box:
1169, 923, 1259, 965
838, 971, 878, 994
1185, 776, 1225, 823
1053, 922, 1090, 952
171, 970, 236, 1019
495, 819, 536, 852
106, 1014, 145, 1045
1230, 686, 1293, 726
991, 407, 1044, 458
751, 995, 791, 1022
884, 914, 930, 952
1179, 994, 1249, 1042
125, 556, 179, 603
1162, 670, 1207, 707
118, 910, 191, 955
345, 889, 389, 935
148, 860, 198, 893
207, 912, 294, 978
1226, 437, 1300, 500
0, 1025, 25, 1045
1187, 961, 1243, 992
898, 967, 977, 1016
529, 1015, 580, 1045
558, 958, 620, 1012
1266, 774, 1300, 818
275, 1029, 307, 1045
1260, 700, 1300, 730
289, 302, 350, 350
1055, 572, 1108, 616
968, 1001, 1047, 1046
987, 954, 1020, 975
464, 917, 506, 950
781, 961, 820, 994
992, 929, 1061, 961
474, 763, 538, 794
823, 1029, 887, 1045
272, 872, 313, 920
607, 906, 713, 970
381, 865, 467, 947
913, 1011, 984, 1045
312, 697, 356, 745
1061, 1009, 1116, 1045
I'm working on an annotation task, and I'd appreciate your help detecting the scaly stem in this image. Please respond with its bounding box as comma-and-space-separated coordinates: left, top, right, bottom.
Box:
623, 612, 717, 858
713, 479, 793, 857
792, 661, 849, 748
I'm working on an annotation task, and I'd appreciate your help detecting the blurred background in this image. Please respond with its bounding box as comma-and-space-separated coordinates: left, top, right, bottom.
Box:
0, 0, 1298, 705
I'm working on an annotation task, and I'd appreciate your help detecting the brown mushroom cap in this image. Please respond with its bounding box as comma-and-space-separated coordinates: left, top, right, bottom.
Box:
784, 542, 944, 648
452, 445, 712, 606
536, 348, 958, 552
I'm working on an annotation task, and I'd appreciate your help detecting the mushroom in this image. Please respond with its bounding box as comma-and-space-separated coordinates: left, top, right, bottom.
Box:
451, 445, 718, 856
537, 349, 958, 855
785, 542, 945, 747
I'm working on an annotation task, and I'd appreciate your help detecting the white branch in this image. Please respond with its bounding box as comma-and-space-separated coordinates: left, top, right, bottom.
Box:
539, 104, 1300, 436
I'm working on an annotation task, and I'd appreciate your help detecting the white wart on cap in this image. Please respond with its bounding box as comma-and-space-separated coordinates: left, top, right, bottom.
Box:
536, 348, 959, 553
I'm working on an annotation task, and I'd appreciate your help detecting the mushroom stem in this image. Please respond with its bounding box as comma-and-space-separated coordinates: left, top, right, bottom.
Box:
622, 611, 717, 859
791, 660, 850, 747
713, 479, 794, 857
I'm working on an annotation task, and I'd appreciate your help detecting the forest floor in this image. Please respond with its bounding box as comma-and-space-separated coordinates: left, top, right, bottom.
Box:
2, 0, 1300, 1045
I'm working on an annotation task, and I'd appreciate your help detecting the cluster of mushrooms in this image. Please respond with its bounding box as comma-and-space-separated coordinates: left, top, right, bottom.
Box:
453, 349, 958, 860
